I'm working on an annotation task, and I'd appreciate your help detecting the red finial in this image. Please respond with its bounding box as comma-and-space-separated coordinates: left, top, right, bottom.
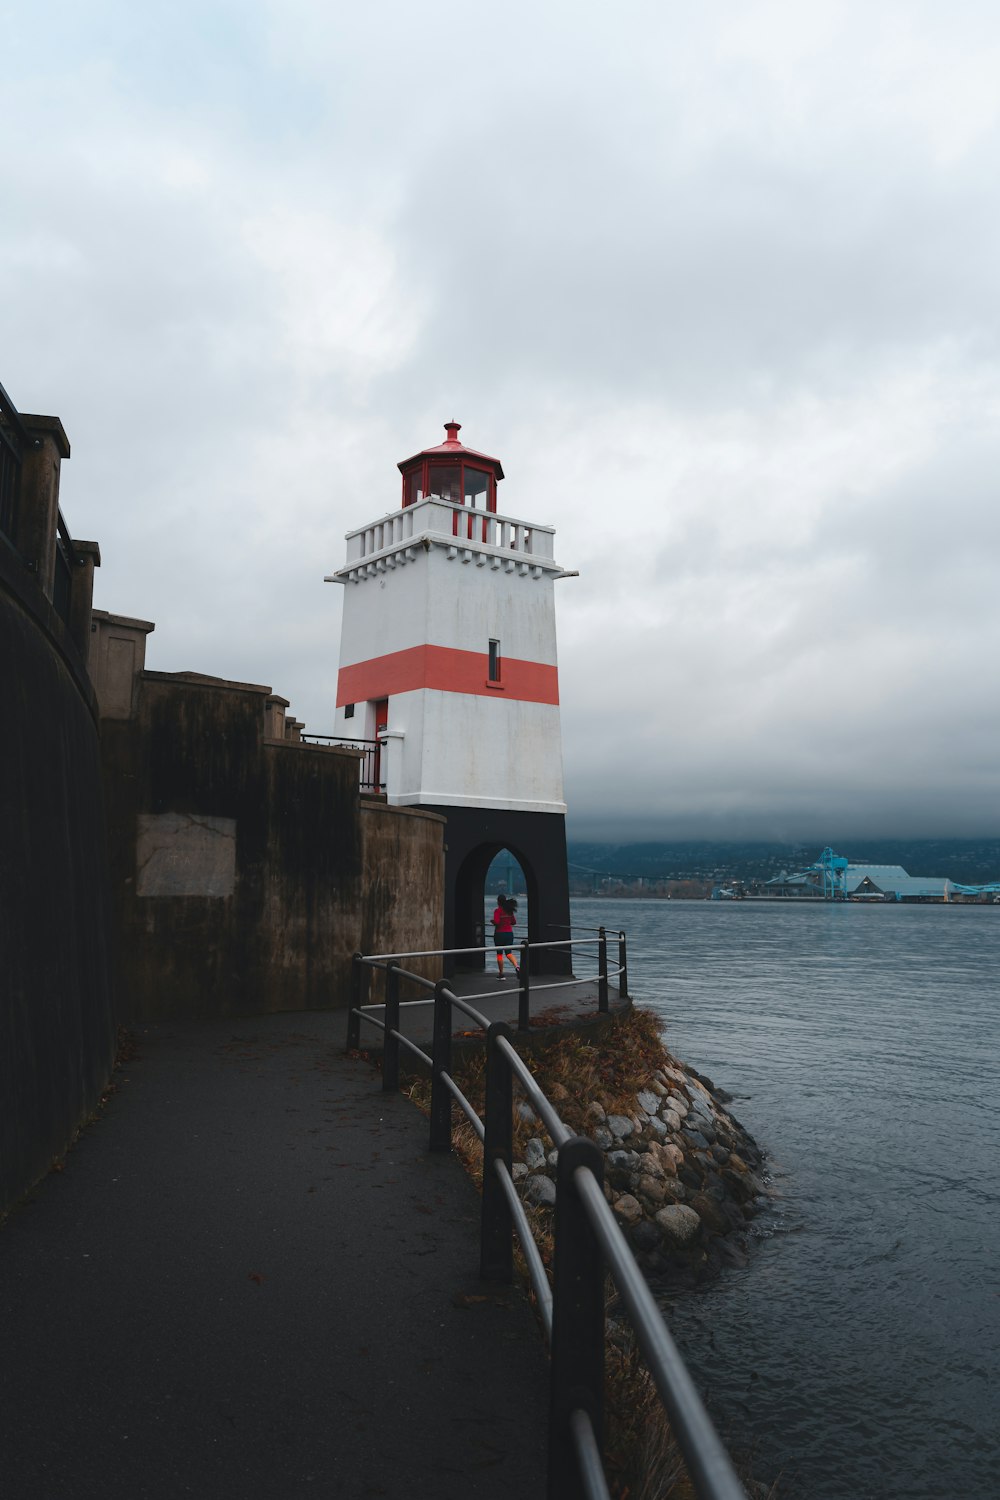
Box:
443, 420, 462, 444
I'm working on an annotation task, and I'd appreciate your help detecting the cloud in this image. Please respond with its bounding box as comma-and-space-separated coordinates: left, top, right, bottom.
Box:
4, 0, 1000, 839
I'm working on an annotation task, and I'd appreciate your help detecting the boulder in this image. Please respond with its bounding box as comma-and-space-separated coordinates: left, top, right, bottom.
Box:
711, 1236, 749, 1270
689, 1191, 730, 1236
523, 1138, 547, 1170
612, 1193, 643, 1226
607, 1150, 641, 1172
638, 1175, 667, 1206
722, 1168, 755, 1204
523, 1174, 556, 1208
628, 1219, 662, 1253
686, 1096, 715, 1125
683, 1129, 711, 1151
660, 1180, 688, 1205
654, 1204, 701, 1247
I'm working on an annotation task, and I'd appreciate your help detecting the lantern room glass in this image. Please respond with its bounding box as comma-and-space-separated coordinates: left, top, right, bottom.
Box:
428, 465, 461, 505
401, 459, 497, 511
465, 468, 490, 509
404, 469, 424, 506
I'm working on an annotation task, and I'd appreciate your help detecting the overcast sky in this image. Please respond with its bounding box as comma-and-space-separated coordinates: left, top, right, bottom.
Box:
6, 0, 1000, 842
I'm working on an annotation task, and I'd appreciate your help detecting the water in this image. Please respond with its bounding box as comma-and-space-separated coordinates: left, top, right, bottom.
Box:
570, 897, 1000, 1500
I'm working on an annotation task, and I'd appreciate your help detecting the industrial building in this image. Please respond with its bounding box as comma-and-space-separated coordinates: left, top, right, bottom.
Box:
764, 847, 998, 901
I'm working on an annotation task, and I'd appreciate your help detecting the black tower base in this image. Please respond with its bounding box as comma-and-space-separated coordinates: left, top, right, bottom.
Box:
421, 805, 572, 976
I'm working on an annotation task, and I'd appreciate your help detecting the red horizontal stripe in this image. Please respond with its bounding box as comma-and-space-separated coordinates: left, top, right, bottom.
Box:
337, 644, 559, 706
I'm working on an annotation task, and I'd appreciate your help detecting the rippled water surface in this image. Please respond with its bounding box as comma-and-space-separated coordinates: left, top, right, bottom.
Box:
571, 897, 1000, 1500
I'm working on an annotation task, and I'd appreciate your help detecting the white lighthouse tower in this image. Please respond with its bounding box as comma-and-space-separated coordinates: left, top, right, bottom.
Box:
327, 421, 574, 971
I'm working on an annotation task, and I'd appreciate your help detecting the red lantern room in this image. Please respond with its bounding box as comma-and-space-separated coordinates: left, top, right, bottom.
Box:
398, 420, 504, 513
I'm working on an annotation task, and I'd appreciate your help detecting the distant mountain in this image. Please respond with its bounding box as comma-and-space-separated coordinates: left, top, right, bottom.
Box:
565, 839, 1000, 889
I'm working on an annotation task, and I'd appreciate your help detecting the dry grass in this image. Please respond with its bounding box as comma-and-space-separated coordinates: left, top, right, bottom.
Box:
404, 1004, 672, 1169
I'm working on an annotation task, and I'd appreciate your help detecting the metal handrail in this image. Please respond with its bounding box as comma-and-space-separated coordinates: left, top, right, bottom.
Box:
373, 963, 436, 991
299, 732, 384, 791
300, 732, 379, 745
570, 1410, 612, 1500
495, 1034, 571, 1149
525, 935, 599, 950
572, 1168, 745, 1499
436, 1069, 485, 1141
348, 928, 626, 1049
354, 971, 622, 1009
548, 922, 625, 936
344, 935, 746, 1500
493, 1156, 553, 1333
363, 941, 519, 962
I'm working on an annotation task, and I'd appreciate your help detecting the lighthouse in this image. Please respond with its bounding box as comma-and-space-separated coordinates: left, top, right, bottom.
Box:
327, 422, 574, 972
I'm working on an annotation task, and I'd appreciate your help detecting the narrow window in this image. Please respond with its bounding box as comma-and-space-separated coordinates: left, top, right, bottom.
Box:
488, 639, 501, 683
344, 703, 355, 720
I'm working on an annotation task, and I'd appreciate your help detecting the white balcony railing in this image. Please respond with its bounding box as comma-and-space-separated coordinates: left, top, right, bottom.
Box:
343, 497, 556, 569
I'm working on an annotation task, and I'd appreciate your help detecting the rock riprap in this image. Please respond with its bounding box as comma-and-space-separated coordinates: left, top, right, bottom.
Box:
515, 1058, 767, 1285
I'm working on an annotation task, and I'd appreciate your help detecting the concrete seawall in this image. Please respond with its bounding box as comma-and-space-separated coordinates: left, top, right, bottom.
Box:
1, 541, 115, 1212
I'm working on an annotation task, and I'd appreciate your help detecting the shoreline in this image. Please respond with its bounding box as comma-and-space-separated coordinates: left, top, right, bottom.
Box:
510, 1014, 769, 1289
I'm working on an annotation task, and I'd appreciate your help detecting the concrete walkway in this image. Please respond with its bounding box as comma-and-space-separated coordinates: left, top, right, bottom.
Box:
0, 1012, 550, 1500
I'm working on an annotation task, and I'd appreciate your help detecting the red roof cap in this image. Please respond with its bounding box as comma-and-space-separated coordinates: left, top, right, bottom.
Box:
397, 421, 504, 481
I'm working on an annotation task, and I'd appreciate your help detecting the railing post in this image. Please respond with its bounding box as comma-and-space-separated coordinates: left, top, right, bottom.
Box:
597, 927, 609, 1013
480, 1022, 514, 1283
548, 1137, 606, 1500
346, 952, 365, 1050
618, 930, 628, 1000
429, 979, 453, 1153
518, 940, 531, 1032
382, 961, 400, 1093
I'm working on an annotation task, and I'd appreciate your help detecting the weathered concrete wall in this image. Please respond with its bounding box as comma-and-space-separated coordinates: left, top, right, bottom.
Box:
359, 800, 445, 955
103, 670, 444, 1021
0, 542, 115, 1213
359, 800, 446, 998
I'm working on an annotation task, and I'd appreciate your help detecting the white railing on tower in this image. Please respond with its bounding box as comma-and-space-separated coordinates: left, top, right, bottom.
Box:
344, 497, 556, 568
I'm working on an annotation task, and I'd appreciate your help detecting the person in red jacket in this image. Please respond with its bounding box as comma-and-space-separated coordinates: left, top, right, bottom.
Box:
491, 895, 519, 980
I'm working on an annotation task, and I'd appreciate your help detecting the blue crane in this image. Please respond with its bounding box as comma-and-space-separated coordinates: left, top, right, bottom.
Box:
808, 846, 850, 900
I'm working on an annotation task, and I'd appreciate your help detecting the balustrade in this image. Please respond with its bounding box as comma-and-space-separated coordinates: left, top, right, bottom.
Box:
346, 497, 553, 570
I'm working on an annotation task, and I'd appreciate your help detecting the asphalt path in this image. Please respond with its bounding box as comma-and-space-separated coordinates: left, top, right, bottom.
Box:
0, 1013, 550, 1499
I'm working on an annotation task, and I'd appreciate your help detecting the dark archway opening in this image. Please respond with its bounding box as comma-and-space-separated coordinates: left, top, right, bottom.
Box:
432, 807, 572, 977
455, 842, 540, 973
